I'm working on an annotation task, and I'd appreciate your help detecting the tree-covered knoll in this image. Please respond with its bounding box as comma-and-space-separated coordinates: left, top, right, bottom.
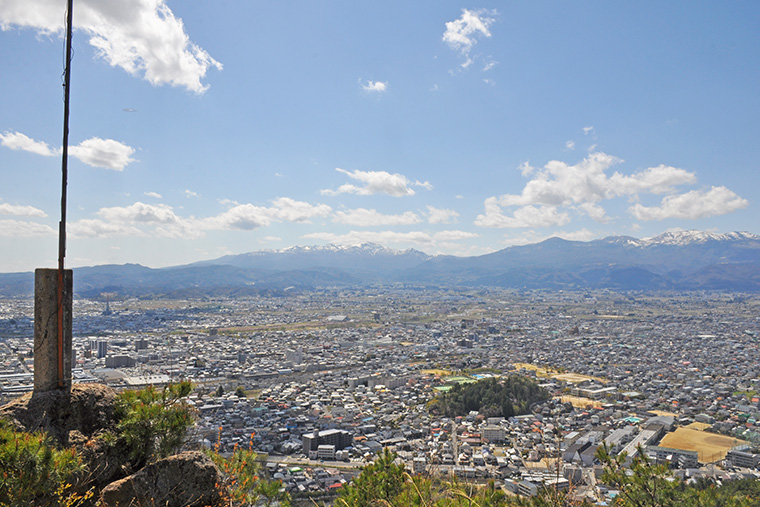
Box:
429, 376, 550, 418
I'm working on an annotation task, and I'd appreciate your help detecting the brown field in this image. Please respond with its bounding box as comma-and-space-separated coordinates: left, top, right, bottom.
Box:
513, 363, 606, 384
421, 369, 452, 377
649, 410, 679, 418
684, 422, 712, 431
659, 427, 747, 463
559, 395, 602, 409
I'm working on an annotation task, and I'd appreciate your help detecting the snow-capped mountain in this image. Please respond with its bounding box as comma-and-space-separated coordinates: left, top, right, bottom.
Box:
1, 232, 759, 296
641, 230, 760, 246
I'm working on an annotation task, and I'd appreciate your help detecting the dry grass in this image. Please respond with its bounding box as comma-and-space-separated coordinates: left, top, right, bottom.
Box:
514, 363, 606, 384
659, 427, 748, 463
559, 395, 602, 409
421, 369, 452, 377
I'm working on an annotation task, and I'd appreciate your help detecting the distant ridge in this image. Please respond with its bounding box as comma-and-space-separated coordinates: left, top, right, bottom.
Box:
1, 231, 759, 297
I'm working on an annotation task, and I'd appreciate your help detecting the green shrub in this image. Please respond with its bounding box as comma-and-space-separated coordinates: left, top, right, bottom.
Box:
114, 380, 195, 469
0, 419, 85, 507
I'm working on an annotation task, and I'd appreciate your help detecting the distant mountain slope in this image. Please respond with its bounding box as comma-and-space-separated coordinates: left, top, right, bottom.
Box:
1, 231, 759, 296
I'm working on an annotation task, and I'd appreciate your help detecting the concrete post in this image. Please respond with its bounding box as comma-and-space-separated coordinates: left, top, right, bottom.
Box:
33, 268, 73, 393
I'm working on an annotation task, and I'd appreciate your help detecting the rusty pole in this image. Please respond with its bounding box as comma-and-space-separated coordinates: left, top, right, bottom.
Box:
58, 0, 74, 388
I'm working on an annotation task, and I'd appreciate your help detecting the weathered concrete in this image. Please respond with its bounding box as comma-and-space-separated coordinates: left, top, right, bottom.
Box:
33, 268, 73, 393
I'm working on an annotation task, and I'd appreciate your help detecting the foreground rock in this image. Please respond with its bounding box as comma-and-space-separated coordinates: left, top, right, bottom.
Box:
100, 451, 223, 507
0, 383, 117, 445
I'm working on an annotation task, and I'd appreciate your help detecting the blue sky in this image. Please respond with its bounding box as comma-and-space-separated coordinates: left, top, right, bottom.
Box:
1, 1, 758, 272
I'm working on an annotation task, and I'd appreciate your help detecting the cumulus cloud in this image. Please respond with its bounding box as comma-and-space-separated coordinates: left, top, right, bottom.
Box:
333, 208, 421, 226
362, 80, 387, 93
68, 219, 145, 238
69, 197, 332, 239
476, 152, 715, 228
443, 8, 497, 57
475, 202, 571, 228
0, 202, 47, 218
0, 131, 56, 156
0, 219, 56, 237
629, 186, 749, 221
144, 191, 162, 199
69, 137, 135, 170
577, 202, 609, 223
321, 168, 430, 197
426, 205, 459, 224
268, 197, 332, 223
204, 198, 331, 231
0, 131, 135, 170
0, 0, 221, 93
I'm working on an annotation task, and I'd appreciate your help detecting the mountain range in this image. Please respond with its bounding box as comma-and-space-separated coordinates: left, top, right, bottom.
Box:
1, 230, 759, 297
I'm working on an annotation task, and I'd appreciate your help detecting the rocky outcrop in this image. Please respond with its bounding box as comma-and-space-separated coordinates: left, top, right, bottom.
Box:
0, 383, 128, 488
99, 451, 223, 507
0, 383, 117, 445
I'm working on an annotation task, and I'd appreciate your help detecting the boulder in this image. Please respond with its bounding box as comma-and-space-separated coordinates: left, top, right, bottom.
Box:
100, 451, 223, 507
0, 383, 117, 445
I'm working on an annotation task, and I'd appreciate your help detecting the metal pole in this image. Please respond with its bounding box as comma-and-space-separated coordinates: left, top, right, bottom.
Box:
58, 0, 74, 388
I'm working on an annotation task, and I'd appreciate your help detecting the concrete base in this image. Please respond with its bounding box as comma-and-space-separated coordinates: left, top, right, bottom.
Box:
33, 268, 73, 393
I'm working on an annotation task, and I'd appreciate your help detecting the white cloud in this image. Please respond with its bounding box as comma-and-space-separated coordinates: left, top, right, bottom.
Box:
362, 80, 387, 93
268, 197, 332, 223
565, 140, 575, 150
64, 197, 332, 239
0, 0, 221, 93
97, 202, 180, 224
475, 202, 571, 228
583, 126, 595, 135
144, 191, 162, 199
333, 208, 421, 226
303, 229, 478, 249
68, 218, 145, 238
205, 204, 273, 230
0, 131, 135, 170
0, 131, 56, 156
426, 205, 459, 224
321, 168, 430, 197
0, 203, 47, 218
0, 219, 55, 237
69, 137, 135, 170
434, 230, 479, 241
443, 8, 497, 58
577, 202, 609, 223
477, 152, 710, 229
629, 186, 749, 221
482, 59, 497, 71
205, 198, 331, 231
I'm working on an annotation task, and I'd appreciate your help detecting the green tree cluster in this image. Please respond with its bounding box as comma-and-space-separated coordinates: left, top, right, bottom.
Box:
430, 376, 550, 418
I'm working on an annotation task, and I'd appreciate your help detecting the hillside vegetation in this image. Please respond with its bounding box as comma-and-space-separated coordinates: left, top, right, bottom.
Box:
429, 376, 550, 418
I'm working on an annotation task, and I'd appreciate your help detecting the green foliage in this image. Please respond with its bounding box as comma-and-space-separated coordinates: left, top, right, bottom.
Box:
207, 446, 290, 506
235, 386, 247, 398
338, 448, 406, 506
597, 444, 751, 507
114, 380, 195, 469
430, 376, 550, 418
0, 419, 84, 507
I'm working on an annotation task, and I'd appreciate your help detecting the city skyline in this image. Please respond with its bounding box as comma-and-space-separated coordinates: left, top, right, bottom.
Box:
1, 1, 758, 272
